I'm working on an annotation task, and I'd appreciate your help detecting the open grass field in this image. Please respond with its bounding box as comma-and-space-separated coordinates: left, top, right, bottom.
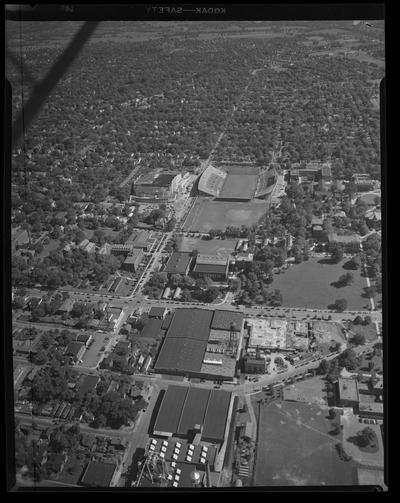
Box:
183, 198, 267, 232
254, 401, 358, 486
272, 257, 369, 310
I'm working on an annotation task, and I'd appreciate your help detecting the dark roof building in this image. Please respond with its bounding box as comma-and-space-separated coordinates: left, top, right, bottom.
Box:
202, 390, 232, 443
164, 252, 192, 275
155, 338, 207, 374
122, 248, 144, 272
64, 342, 85, 361
337, 378, 360, 408
177, 387, 210, 436
211, 310, 243, 332
148, 306, 168, 319
154, 309, 240, 378
192, 255, 229, 280
166, 309, 213, 341
153, 386, 232, 444
153, 386, 188, 436
80, 461, 117, 487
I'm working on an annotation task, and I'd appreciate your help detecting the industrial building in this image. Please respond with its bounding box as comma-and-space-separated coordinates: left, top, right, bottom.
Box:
152, 386, 232, 446
153, 309, 243, 380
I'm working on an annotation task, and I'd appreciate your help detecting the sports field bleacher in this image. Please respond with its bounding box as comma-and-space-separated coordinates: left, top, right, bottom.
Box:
198, 165, 227, 197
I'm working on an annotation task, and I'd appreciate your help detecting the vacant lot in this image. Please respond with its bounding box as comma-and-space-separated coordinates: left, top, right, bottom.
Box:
254, 401, 358, 486
272, 258, 368, 310
184, 198, 267, 232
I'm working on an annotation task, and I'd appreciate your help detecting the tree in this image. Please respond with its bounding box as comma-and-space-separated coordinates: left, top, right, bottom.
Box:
333, 298, 348, 312
337, 272, 354, 286
338, 349, 358, 371
331, 245, 344, 263
351, 333, 366, 346
354, 427, 376, 448
317, 359, 329, 375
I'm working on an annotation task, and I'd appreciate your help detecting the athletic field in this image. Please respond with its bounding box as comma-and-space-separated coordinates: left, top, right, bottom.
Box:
183, 198, 268, 232
219, 173, 258, 199
254, 401, 358, 486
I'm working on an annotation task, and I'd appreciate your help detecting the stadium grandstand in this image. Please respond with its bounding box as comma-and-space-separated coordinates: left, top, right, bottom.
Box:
254, 167, 277, 198
197, 164, 276, 201
198, 165, 227, 197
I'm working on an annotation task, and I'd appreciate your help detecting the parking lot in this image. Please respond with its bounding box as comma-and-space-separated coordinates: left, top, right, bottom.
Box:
79, 332, 110, 369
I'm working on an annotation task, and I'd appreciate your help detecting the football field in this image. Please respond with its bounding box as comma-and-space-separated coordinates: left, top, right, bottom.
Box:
183, 198, 268, 232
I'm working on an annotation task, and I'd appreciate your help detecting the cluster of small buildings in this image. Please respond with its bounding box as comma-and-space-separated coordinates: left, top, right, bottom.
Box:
102, 336, 153, 374
336, 354, 383, 422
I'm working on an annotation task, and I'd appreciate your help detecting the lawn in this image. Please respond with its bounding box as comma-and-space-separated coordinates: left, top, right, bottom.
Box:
254, 401, 358, 486
183, 198, 268, 232
272, 258, 369, 310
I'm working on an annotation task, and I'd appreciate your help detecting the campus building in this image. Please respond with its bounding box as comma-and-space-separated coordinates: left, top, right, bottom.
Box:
132, 171, 181, 202
192, 254, 229, 282
122, 248, 144, 273
337, 378, 360, 410
164, 252, 193, 276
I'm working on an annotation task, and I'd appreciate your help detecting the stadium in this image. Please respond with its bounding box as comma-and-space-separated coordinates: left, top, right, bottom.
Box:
197, 163, 277, 201
184, 163, 277, 232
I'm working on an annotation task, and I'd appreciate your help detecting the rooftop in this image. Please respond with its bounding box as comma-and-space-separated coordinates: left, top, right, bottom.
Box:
80, 461, 117, 487
211, 310, 243, 332
193, 263, 228, 275
196, 254, 228, 265
149, 306, 168, 318
65, 341, 85, 357
164, 252, 192, 275
338, 378, 359, 402
153, 386, 231, 443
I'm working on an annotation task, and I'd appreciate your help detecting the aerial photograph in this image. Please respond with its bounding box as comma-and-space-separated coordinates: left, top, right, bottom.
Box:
6, 7, 385, 491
